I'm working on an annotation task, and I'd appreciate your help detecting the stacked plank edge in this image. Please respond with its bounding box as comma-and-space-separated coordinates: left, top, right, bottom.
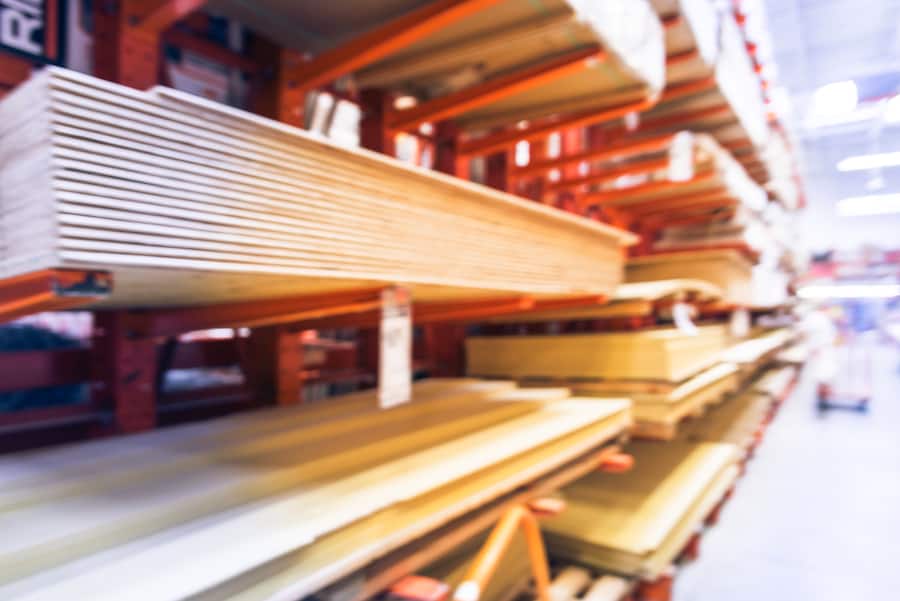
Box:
0, 379, 631, 601
0, 68, 633, 307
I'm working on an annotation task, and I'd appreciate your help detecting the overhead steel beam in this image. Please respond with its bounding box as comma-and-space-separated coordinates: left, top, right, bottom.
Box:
0, 270, 112, 324
546, 157, 671, 194
285, 0, 506, 95
577, 172, 719, 208
388, 47, 605, 131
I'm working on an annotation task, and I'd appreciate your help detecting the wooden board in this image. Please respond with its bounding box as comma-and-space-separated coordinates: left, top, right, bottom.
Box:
543, 441, 740, 578
720, 329, 794, 368
626, 250, 754, 306
485, 279, 723, 323
466, 325, 729, 383
678, 389, 772, 453
0, 379, 631, 600
651, 0, 720, 85
0, 67, 634, 307
559, 363, 740, 440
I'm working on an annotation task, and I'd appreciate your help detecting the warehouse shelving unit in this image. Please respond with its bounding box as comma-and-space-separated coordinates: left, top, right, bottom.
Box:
0, 2, 807, 601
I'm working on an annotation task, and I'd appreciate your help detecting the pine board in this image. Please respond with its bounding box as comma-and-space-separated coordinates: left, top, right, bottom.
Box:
543, 441, 740, 578
466, 325, 728, 383
626, 250, 754, 305
0, 68, 633, 307
486, 279, 722, 324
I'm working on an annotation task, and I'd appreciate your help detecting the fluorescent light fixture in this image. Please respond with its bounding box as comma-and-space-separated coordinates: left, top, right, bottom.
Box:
885, 95, 900, 124
837, 193, 900, 216
837, 151, 900, 172
798, 284, 900, 299
811, 80, 858, 118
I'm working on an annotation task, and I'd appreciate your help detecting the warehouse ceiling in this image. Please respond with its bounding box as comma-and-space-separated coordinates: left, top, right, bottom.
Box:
764, 0, 900, 253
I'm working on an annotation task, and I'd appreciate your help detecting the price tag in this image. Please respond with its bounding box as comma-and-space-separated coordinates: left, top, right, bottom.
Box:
624, 111, 640, 131
730, 308, 751, 339
672, 302, 699, 336
668, 131, 695, 182
379, 286, 412, 409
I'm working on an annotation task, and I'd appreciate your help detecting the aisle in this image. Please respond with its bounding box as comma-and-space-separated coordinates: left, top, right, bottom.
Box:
675, 345, 900, 600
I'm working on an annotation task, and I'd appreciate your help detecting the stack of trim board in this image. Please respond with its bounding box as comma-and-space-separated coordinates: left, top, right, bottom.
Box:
576, 133, 767, 220
0, 67, 635, 307
544, 441, 741, 579
356, 0, 665, 133
466, 324, 728, 383
0, 380, 631, 601
626, 250, 755, 306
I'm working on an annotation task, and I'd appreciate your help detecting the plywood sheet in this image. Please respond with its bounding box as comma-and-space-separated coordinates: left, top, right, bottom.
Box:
543, 441, 740, 578
626, 250, 754, 305
0, 380, 631, 600
466, 325, 729, 383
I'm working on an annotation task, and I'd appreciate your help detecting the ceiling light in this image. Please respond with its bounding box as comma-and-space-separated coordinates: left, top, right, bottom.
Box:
836, 193, 900, 216
798, 284, 900, 300
837, 151, 900, 172
811, 80, 858, 118
885, 95, 900, 124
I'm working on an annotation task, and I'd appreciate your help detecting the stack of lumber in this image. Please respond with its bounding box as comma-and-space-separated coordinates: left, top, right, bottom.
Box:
583, 134, 767, 221
678, 389, 772, 454
0, 67, 634, 307
0, 380, 632, 601
651, 208, 769, 253
637, 11, 768, 157
356, 0, 665, 133
485, 279, 722, 324
571, 363, 741, 440
720, 328, 795, 372
626, 250, 755, 306
466, 325, 728, 383
543, 441, 741, 578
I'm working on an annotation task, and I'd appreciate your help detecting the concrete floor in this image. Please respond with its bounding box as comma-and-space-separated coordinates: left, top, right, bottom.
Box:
675, 345, 900, 601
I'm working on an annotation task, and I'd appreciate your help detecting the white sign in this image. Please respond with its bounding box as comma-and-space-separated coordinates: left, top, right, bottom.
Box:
730, 308, 751, 339
378, 286, 412, 409
672, 302, 699, 336
668, 131, 695, 182
1, 0, 45, 58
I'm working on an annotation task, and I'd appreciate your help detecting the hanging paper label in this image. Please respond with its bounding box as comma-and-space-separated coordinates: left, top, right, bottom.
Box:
379, 286, 412, 409
624, 111, 640, 131
673, 302, 699, 336
668, 131, 695, 182
730, 308, 751, 339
